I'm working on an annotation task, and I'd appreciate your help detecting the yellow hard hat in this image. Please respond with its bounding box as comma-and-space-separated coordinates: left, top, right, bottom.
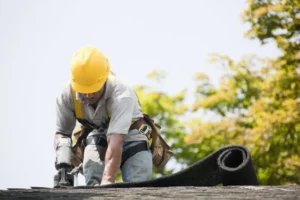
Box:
70, 47, 110, 94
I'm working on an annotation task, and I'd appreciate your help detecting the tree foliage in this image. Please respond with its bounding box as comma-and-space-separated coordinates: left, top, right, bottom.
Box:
135, 0, 299, 184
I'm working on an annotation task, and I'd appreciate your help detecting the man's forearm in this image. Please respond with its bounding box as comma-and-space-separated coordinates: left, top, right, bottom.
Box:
101, 134, 124, 185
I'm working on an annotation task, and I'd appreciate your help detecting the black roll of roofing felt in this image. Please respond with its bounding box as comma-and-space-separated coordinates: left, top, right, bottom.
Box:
75, 145, 259, 189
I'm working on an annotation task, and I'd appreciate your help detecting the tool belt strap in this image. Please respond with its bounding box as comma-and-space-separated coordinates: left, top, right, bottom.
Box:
129, 118, 147, 131
121, 141, 149, 168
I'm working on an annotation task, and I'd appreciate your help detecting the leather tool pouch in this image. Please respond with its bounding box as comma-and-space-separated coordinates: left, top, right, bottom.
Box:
143, 114, 174, 170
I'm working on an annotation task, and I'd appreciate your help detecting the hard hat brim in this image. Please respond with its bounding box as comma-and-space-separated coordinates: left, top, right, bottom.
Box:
71, 80, 105, 94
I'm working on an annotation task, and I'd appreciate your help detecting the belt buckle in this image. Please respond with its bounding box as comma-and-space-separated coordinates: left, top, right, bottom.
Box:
139, 124, 152, 137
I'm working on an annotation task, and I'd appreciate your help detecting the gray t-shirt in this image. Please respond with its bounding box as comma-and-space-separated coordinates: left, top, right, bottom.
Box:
56, 75, 147, 142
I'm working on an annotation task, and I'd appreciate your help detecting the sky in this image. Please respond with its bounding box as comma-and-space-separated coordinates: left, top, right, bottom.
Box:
0, 0, 281, 189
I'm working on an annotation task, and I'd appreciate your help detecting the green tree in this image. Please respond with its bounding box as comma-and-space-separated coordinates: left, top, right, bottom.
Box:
243, 0, 300, 184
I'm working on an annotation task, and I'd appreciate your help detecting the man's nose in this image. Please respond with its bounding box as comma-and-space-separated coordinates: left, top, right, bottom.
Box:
84, 94, 93, 98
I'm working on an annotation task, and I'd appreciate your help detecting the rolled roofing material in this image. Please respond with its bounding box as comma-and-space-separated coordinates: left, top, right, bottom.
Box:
76, 145, 259, 188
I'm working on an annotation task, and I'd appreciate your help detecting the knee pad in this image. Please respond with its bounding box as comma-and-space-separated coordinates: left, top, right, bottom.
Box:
56, 136, 72, 166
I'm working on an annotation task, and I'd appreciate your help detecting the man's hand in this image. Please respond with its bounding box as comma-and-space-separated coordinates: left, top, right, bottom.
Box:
100, 180, 114, 186
101, 134, 124, 185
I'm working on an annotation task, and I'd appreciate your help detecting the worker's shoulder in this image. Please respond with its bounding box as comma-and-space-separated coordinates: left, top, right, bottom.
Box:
111, 75, 132, 89
108, 75, 135, 99
56, 81, 73, 102
57, 81, 72, 95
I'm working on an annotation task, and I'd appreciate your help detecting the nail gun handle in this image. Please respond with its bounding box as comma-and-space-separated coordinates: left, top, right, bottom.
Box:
53, 168, 74, 188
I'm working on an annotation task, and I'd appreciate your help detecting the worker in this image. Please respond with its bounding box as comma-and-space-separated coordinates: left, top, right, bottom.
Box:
54, 46, 153, 186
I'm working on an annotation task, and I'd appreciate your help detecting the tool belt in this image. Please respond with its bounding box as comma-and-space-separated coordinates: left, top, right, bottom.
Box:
71, 114, 173, 171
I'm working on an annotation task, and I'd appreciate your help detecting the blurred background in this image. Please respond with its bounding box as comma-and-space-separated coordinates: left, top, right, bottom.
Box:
0, 0, 299, 188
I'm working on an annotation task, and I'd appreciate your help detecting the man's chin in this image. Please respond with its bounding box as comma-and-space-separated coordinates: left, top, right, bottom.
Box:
84, 99, 97, 105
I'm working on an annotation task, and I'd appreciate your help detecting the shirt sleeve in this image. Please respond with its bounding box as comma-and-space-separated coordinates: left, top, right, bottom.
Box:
55, 89, 76, 136
107, 97, 134, 135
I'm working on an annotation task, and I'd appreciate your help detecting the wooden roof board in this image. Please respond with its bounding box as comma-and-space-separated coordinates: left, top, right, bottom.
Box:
1, 186, 300, 200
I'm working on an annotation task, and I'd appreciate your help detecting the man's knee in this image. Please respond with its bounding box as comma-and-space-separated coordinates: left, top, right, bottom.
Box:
83, 144, 105, 186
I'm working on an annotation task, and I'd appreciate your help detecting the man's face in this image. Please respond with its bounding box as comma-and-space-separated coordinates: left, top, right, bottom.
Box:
81, 86, 105, 105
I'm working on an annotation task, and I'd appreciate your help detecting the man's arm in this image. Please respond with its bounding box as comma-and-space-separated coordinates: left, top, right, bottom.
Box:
101, 90, 136, 185
101, 134, 125, 185
55, 85, 76, 167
